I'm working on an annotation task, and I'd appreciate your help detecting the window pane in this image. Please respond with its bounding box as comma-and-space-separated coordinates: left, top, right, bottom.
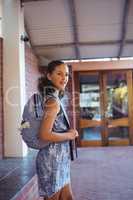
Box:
81, 127, 102, 140
106, 72, 128, 119
108, 127, 129, 139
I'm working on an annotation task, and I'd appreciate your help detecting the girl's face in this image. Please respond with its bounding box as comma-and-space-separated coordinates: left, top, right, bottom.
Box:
47, 64, 69, 91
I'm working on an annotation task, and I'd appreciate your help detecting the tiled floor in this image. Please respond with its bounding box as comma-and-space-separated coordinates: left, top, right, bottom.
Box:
0, 150, 37, 200
71, 147, 133, 200
2, 147, 133, 200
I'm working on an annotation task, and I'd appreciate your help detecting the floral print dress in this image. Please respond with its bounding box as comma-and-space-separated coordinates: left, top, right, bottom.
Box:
36, 94, 71, 198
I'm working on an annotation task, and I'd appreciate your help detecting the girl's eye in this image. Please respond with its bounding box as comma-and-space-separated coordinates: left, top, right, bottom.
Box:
57, 72, 69, 77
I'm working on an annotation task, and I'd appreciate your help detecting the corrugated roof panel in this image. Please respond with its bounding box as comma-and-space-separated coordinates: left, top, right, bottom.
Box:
76, 0, 124, 25
76, 0, 124, 42
23, 0, 133, 61
126, 25, 133, 40
122, 44, 133, 57
24, 0, 73, 45
126, 0, 133, 40
35, 46, 75, 60
80, 45, 119, 59
24, 0, 71, 28
78, 24, 121, 42
128, 0, 133, 24
29, 26, 73, 45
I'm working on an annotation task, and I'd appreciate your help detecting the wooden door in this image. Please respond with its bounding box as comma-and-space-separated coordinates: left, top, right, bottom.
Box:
79, 72, 103, 146
103, 70, 133, 146
78, 70, 133, 147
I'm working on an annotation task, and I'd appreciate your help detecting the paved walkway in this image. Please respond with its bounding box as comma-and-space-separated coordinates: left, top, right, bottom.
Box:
71, 147, 133, 200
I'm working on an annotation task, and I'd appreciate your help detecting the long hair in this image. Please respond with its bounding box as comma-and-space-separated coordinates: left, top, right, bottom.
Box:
38, 60, 65, 98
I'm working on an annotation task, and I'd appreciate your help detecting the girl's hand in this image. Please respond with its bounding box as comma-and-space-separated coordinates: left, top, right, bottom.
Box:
68, 129, 79, 140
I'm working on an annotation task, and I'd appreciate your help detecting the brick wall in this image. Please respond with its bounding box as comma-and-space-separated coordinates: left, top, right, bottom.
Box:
15, 45, 42, 199
0, 42, 41, 158
25, 44, 41, 100
0, 38, 3, 158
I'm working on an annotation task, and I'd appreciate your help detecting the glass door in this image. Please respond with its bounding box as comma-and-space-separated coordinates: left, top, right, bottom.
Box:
79, 72, 103, 146
104, 70, 133, 145
78, 70, 133, 147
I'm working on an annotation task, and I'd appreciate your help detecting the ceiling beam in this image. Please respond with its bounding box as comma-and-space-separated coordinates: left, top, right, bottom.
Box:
126, 39, 133, 44
22, 0, 48, 2
33, 39, 133, 49
68, 0, 80, 60
118, 0, 130, 58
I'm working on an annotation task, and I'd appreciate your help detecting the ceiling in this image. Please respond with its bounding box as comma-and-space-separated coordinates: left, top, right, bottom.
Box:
22, 0, 133, 65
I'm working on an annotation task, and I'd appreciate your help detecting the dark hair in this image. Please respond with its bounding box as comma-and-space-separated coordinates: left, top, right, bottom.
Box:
38, 60, 65, 98
47, 60, 64, 74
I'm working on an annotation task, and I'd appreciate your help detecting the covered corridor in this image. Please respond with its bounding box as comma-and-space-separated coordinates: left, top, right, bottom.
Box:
1, 147, 133, 200
1, 0, 133, 199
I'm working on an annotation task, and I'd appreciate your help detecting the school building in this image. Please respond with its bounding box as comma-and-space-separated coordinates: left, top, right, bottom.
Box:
0, 0, 133, 199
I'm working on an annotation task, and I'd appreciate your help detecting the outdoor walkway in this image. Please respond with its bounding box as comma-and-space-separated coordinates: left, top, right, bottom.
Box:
1, 147, 133, 200
0, 150, 37, 200
71, 146, 133, 200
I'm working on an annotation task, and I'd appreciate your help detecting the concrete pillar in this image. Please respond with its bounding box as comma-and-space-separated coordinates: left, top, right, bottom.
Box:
0, 0, 2, 37
2, 0, 27, 157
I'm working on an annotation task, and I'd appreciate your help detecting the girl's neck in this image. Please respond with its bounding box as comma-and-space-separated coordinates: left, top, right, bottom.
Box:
47, 85, 59, 96
53, 87, 59, 96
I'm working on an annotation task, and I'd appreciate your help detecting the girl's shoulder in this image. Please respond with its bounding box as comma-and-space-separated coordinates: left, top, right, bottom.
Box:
45, 92, 60, 103
43, 93, 60, 112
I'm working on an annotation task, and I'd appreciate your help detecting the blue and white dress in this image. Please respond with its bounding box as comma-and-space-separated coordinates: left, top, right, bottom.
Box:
36, 93, 71, 198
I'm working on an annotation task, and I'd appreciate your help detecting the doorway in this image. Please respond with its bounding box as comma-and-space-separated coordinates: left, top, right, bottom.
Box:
78, 70, 133, 147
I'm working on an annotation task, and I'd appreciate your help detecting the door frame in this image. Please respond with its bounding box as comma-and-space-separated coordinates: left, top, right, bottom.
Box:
74, 69, 133, 147
102, 70, 132, 146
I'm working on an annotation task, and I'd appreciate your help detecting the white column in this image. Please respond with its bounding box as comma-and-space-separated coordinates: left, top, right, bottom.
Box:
0, 0, 2, 37
2, 0, 28, 157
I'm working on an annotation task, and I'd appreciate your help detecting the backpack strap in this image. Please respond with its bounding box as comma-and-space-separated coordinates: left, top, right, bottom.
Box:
33, 93, 44, 118
33, 94, 38, 118
34, 93, 44, 118
39, 94, 44, 110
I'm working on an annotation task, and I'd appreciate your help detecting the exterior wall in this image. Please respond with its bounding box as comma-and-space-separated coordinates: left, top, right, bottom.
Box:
3, 0, 26, 157
0, 38, 3, 158
0, 41, 41, 158
25, 44, 41, 100
71, 60, 133, 71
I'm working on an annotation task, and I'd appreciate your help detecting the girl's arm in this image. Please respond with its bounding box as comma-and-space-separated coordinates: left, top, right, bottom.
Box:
39, 98, 77, 142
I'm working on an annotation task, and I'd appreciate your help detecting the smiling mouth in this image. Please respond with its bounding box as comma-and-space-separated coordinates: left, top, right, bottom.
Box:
60, 82, 66, 86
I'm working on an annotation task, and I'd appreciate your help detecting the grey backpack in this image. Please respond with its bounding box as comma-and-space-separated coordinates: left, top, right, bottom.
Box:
19, 93, 49, 149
